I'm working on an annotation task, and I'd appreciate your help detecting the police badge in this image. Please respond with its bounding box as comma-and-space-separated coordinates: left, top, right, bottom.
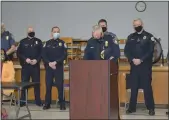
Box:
6, 36, 9, 40
59, 42, 62, 46
143, 36, 146, 39
100, 50, 105, 59
105, 41, 108, 47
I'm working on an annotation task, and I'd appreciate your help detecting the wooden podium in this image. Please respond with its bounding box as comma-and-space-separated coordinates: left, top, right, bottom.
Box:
69, 60, 119, 119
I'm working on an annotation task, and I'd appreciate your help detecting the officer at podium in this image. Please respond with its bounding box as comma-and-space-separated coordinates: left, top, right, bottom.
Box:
124, 18, 155, 116
83, 25, 119, 61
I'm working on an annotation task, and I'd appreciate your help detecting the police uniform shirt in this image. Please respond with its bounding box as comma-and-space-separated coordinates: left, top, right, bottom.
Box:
83, 35, 116, 60
42, 39, 67, 66
104, 31, 119, 44
1, 31, 15, 51
124, 30, 155, 63
104, 31, 120, 60
17, 37, 42, 65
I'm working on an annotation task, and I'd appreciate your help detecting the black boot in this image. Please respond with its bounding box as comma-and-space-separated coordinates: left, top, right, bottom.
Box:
43, 104, 51, 110
126, 109, 136, 114
60, 103, 66, 110
149, 109, 155, 116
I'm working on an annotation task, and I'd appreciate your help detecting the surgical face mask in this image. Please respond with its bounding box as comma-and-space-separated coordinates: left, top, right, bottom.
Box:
53, 33, 60, 39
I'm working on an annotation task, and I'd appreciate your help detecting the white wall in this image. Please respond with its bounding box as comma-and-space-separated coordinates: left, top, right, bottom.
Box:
1, 1, 168, 55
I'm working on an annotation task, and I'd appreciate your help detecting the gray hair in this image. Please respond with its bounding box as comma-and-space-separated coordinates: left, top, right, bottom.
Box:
133, 18, 143, 25
92, 25, 103, 35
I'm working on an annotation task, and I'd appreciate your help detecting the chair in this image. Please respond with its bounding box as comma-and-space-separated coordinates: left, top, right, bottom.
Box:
1, 61, 17, 108
60, 37, 81, 61
125, 73, 144, 110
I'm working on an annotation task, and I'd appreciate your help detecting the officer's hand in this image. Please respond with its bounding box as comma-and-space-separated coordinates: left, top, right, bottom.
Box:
30, 59, 37, 65
26, 58, 31, 64
133, 59, 141, 65
109, 56, 114, 60
51, 61, 57, 66
49, 62, 56, 69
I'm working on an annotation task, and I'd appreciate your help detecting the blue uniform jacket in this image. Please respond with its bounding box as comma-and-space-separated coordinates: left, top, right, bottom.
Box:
42, 39, 67, 67
17, 37, 43, 66
124, 30, 155, 65
83, 35, 119, 61
1, 31, 15, 51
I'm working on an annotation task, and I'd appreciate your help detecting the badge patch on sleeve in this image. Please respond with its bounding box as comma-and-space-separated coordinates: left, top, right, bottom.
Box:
113, 36, 118, 44
64, 43, 67, 48
11, 34, 15, 40
151, 37, 155, 41
36, 41, 38, 44
43, 42, 46, 47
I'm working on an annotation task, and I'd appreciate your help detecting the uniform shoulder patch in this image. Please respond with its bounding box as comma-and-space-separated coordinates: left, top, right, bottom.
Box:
151, 37, 155, 41
64, 43, 67, 48
43, 42, 46, 47
11, 34, 15, 40
113, 36, 119, 44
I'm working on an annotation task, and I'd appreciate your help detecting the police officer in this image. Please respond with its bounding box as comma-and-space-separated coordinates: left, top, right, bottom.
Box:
42, 26, 67, 110
1, 23, 16, 60
17, 26, 42, 107
124, 18, 155, 115
83, 25, 117, 60
98, 19, 120, 62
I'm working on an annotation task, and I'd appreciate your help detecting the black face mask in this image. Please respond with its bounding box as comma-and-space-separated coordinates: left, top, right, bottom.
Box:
102, 27, 107, 32
134, 26, 143, 32
28, 32, 35, 37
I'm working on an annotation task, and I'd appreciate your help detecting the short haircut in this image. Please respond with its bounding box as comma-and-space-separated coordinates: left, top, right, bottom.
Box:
133, 18, 143, 25
51, 26, 60, 32
98, 19, 107, 25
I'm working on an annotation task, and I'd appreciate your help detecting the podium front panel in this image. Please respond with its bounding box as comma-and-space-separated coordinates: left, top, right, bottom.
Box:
69, 60, 109, 119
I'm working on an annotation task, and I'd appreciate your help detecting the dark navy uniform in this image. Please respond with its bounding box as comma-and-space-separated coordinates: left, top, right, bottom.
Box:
83, 35, 119, 61
104, 31, 120, 61
1, 31, 15, 60
42, 39, 67, 110
17, 37, 42, 106
124, 30, 155, 113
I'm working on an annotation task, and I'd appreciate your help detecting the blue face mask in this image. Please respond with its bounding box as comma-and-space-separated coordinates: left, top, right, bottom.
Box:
53, 33, 60, 39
